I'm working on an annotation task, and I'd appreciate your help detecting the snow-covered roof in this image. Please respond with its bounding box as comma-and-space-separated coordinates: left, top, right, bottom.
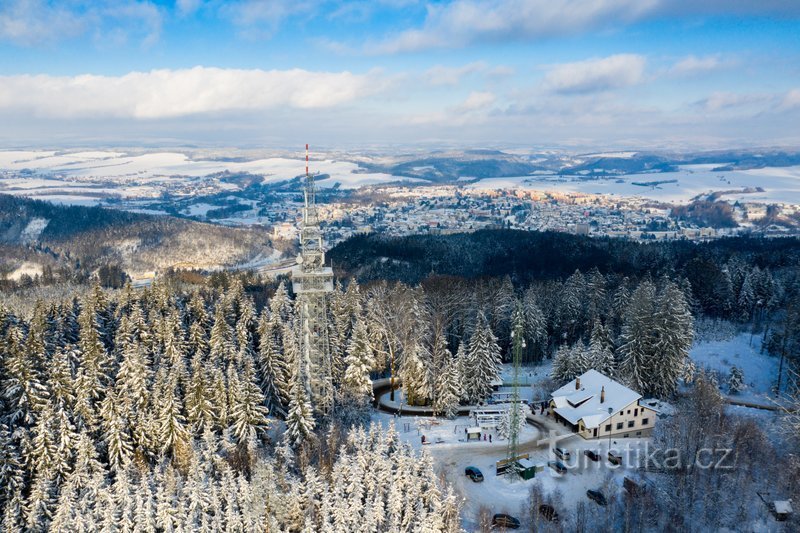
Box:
466, 427, 482, 434
550, 370, 642, 429
774, 501, 793, 515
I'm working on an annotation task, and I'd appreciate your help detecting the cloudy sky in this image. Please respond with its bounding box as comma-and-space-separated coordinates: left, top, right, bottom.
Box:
1, 0, 799, 150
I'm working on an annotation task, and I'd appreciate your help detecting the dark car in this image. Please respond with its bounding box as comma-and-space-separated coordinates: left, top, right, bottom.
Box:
465, 466, 484, 482
547, 460, 568, 474
538, 504, 559, 522
587, 489, 608, 506
492, 513, 521, 529
584, 449, 600, 462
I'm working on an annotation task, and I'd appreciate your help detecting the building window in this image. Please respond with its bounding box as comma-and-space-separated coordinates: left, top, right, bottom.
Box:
627, 410, 631, 414
634, 408, 638, 416
605, 424, 611, 432
642, 418, 649, 426
616, 422, 623, 430
628, 420, 635, 428
636, 431, 641, 436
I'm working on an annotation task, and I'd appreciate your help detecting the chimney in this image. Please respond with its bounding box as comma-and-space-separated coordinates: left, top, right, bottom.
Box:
576, 376, 581, 390
600, 386, 605, 404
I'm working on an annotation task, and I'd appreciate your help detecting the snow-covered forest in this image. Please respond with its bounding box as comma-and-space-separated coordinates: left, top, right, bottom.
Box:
2, 231, 800, 531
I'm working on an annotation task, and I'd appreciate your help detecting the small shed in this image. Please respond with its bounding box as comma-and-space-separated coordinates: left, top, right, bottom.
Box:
516, 458, 538, 480
466, 427, 482, 441
773, 500, 793, 522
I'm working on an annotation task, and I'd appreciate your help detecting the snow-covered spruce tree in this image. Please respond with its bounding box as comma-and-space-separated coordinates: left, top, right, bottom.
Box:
1, 323, 49, 426
728, 366, 744, 395
462, 312, 502, 404
522, 287, 547, 362
0, 423, 24, 512
285, 372, 315, 447
650, 279, 694, 398
185, 348, 214, 432
618, 279, 658, 395
431, 325, 461, 418
99, 391, 133, 471
256, 309, 290, 416
229, 355, 269, 448
588, 319, 616, 377
400, 342, 431, 406
342, 317, 375, 406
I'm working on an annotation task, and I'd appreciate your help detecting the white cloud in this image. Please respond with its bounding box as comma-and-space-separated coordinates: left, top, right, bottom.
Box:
369, 0, 800, 54
423, 61, 487, 86
371, 0, 656, 53
543, 54, 646, 94
0, 0, 162, 47
222, 0, 316, 39
669, 54, 727, 76
176, 0, 203, 16
458, 91, 496, 111
697, 91, 771, 112
779, 89, 800, 110
0, 67, 389, 119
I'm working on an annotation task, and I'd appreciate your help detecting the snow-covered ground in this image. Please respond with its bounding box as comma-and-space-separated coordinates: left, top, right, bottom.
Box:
468, 165, 800, 205
0, 150, 409, 189
690, 333, 781, 403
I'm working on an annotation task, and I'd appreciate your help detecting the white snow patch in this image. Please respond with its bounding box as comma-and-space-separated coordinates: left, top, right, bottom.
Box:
20, 217, 49, 243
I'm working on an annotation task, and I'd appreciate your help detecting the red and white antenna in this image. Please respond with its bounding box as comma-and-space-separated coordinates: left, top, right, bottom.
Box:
305, 143, 309, 177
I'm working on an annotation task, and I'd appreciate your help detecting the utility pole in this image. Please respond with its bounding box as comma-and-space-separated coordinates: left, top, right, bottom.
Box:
506, 302, 525, 479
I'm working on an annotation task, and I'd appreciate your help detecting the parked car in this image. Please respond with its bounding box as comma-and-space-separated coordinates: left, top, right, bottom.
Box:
465, 466, 484, 482
584, 449, 600, 462
491, 513, 521, 529
607, 450, 623, 465
587, 489, 608, 506
538, 504, 559, 522
623, 476, 646, 496
547, 460, 567, 474
553, 447, 571, 461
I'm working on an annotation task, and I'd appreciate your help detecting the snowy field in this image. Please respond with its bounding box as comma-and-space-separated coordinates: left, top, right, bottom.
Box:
468, 164, 800, 205
0, 150, 413, 190
689, 333, 781, 403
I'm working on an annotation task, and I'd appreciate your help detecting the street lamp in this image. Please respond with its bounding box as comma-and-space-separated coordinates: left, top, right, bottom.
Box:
607, 407, 613, 450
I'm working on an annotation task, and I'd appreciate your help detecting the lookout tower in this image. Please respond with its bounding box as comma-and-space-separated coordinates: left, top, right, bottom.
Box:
291, 144, 334, 414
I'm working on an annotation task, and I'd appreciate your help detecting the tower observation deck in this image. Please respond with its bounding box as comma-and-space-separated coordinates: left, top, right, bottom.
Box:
291, 144, 334, 415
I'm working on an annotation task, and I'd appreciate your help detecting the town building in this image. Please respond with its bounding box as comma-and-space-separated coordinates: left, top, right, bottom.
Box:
548, 370, 657, 439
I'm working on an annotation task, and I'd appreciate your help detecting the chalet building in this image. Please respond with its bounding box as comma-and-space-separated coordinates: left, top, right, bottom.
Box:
548, 370, 657, 439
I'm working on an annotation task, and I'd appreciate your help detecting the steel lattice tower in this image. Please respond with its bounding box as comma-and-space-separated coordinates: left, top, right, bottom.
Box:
291, 144, 334, 415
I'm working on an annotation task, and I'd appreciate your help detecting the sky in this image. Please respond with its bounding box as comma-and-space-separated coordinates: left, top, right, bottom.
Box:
1, 0, 799, 150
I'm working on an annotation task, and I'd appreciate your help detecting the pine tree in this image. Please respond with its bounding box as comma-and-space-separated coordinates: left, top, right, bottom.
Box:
342, 318, 375, 405
431, 326, 461, 418
285, 372, 315, 447
1, 324, 49, 425
728, 366, 744, 395
256, 310, 290, 415
229, 356, 270, 446
588, 319, 616, 376
651, 280, 694, 397
618, 280, 658, 394
100, 391, 133, 471
462, 312, 502, 404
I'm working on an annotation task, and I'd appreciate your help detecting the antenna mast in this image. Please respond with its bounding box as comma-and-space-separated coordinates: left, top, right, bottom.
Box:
292, 144, 335, 415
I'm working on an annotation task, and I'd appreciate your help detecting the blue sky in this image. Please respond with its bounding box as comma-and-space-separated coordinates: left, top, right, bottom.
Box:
1, 0, 799, 149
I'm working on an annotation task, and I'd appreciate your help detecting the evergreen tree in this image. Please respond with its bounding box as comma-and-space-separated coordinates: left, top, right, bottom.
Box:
462, 312, 502, 404
342, 318, 375, 405
728, 366, 744, 395
229, 356, 270, 447
285, 372, 315, 447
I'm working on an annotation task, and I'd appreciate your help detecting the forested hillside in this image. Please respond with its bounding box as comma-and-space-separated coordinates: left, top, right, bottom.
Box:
0, 195, 273, 286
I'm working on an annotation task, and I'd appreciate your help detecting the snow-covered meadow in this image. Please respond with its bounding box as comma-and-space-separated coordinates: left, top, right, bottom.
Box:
469, 164, 800, 205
